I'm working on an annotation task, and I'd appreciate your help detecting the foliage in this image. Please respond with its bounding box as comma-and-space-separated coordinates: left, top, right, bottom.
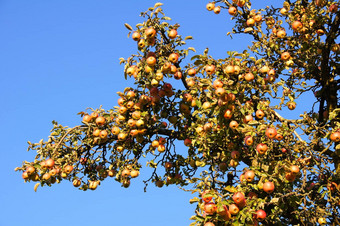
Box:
16, 1, 340, 225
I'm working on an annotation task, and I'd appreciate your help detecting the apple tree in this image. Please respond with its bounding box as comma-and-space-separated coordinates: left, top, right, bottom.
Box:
16, 1, 340, 225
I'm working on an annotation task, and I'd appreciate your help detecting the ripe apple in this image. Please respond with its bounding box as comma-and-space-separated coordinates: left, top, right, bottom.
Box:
254, 14, 262, 23
73, 179, 81, 187
204, 222, 215, 226
292, 21, 303, 32
204, 202, 217, 215
229, 120, 239, 129
228, 6, 237, 16
256, 209, 266, 221
45, 159, 55, 168
281, 52, 291, 61
201, 190, 213, 203
263, 181, 275, 194
330, 131, 340, 142
168, 29, 177, 39
168, 53, 179, 63
228, 204, 239, 215
256, 143, 268, 155
146, 56, 157, 66
243, 114, 253, 124
95, 116, 106, 126
130, 170, 139, 178
205, 65, 215, 75
244, 136, 254, 146
131, 32, 141, 41
232, 192, 245, 205
290, 165, 300, 174
265, 127, 277, 139
83, 114, 92, 123
276, 29, 286, 38
244, 170, 255, 182
246, 18, 255, 27
214, 6, 221, 14
318, 217, 327, 225
244, 72, 254, 81
187, 68, 196, 76
231, 150, 240, 159
157, 144, 166, 152
145, 27, 156, 39
255, 109, 265, 119
64, 165, 74, 174
206, 2, 215, 11
287, 101, 296, 110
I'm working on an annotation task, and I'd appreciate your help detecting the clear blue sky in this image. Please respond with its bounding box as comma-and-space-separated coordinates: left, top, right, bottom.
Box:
0, 1, 310, 226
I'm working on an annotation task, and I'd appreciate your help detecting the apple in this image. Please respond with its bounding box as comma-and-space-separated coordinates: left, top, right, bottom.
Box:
145, 27, 156, 39
201, 190, 213, 203
228, 204, 240, 215
243, 114, 253, 124
146, 56, 157, 66
255, 109, 265, 119
130, 170, 139, 178
263, 181, 275, 194
187, 68, 196, 76
204, 202, 217, 215
281, 52, 291, 61
290, 165, 300, 174
287, 101, 296, 110
266, 127, 277, 139
232, 192, 245, 205
214, 6, 221, 14
318, 217, 327, 225
244, 170, 255, 182
168, 53, 179, 63
168, 29, 177, 39
276, 29, 286, 38
254, 14, 262, 23
244, 136, 254, 146
330, 131, 340, 142
206, 2, 215, 11
256, 209, 266, 221
224, 109, 233, 119
204, 222, 215, 226
131, 31, 141, 41
45, 159, 55, 168
83, 114, 92, 123
246, 18, 255, 27
244, 72, 254, 81
229, 120, 239, 129
256, 143, 268, 155
95, 116, 106, 126
228, 6, 237, 16
292, 21, 303, 32
231, 150, 240, 159
205, 65, 215, 75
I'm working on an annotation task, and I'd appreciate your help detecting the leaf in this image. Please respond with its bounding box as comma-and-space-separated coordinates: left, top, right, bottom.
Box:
154, 2, 163, 8
34, 183, 40, 192
244, 27, 253, 33
188, 47, 196, 52
163, 16, 172, 20
185, 36, 193, 40
224, 186, 237, 193
189, 197, 200, 204
124, 23, 133, 31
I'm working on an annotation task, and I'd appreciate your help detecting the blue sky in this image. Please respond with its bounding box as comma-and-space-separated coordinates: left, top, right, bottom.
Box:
0, 1, 312, 226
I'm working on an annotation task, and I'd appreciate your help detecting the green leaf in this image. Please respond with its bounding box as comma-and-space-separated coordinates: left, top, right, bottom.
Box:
185, 36, 193, 40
